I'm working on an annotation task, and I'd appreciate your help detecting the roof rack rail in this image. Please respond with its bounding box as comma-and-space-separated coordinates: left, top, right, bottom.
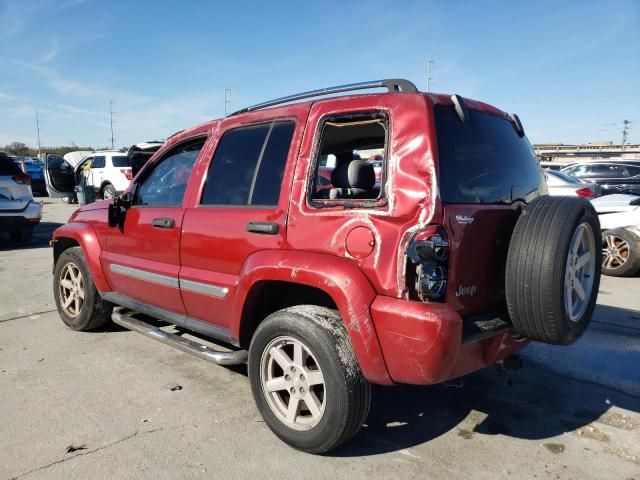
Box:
229, 78, 418, 116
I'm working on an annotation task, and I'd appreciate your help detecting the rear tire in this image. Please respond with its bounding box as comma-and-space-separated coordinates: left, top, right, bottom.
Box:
248, 305, 371, 454
53, 247, 113, 331
601, 228, 640, 277
506, 196, 601, 345
9, 225, 33, 242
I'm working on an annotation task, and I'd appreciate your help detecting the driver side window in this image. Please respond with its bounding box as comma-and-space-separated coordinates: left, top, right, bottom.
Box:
135, 138, 205, 206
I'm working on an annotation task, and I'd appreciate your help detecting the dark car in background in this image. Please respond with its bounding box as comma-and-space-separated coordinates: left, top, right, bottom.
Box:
561, 161, 640, 195
12, 157, 47, 195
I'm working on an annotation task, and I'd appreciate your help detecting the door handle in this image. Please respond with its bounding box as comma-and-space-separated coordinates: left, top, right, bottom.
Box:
152, 217, 175, 229
245, 221, 279, 235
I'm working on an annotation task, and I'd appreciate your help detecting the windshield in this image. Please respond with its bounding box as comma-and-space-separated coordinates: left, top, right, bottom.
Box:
111, 156, 130, 167
435, 106, 544, 204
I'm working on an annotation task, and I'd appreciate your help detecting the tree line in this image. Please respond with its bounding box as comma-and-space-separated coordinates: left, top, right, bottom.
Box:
2, 141, 122, 157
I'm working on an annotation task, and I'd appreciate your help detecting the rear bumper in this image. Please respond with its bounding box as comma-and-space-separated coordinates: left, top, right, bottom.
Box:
371, 296, 528, 385
0, 201, 42, 231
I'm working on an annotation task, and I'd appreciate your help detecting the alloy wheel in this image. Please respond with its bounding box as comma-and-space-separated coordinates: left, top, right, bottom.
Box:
564, 223, 596, 322
58, 262, 85, 318
602, 234, 629, 270
260, 336, 326, 431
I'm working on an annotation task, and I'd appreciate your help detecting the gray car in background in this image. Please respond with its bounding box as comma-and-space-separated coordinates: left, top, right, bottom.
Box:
544, 169, 601, 198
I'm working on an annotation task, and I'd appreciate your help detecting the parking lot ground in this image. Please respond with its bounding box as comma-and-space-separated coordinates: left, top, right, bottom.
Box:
1, 198, 639, 480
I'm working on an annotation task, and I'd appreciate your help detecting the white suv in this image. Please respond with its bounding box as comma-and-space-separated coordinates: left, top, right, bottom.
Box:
78, 151, 132, 199
44, 150, 132, 202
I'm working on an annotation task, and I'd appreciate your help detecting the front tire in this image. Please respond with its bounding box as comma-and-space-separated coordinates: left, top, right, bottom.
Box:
248, 305, 371, 454
53, 247, 113, 331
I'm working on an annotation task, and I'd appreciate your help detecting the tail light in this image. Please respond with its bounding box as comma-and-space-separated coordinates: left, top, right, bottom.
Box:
575, 187, 595, 198
121, 169, 132, 181
406, 225, 449, 301
12, 173, 31, 185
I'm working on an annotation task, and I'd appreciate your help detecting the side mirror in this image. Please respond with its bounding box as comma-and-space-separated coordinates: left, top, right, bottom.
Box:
107, 192, 134, 228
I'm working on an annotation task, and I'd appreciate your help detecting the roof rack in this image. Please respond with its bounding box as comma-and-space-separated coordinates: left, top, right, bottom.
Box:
229, 78, 418, 116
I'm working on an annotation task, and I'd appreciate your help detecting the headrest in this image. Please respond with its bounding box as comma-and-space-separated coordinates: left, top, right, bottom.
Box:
330, 160, 375, 189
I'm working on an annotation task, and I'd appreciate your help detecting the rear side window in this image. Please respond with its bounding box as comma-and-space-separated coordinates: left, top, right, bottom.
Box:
111, 156, 129, 167
435, 106, 543, 204
201, 121, 294, 206
0, 154, 21, 175
627, 165, 640, 177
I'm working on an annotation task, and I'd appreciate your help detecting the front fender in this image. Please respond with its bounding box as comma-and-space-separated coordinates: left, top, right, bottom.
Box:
53, 223, 111, 292
232, 250, 392, 385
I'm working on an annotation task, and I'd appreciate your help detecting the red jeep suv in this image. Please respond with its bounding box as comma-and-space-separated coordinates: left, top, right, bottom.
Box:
51, 79, 601, 453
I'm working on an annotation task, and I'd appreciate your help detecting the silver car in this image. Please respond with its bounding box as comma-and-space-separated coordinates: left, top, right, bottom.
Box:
544, 169, 601, 198
0, 152, 42, 242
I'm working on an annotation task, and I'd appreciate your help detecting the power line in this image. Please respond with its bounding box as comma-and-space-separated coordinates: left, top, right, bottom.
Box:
502, 93, 640, 103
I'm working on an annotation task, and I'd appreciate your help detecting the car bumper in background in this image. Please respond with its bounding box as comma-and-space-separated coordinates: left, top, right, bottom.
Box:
0, 201, 43, 231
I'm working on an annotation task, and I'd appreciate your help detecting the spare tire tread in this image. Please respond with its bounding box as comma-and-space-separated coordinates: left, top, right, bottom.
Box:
506, 196, 601, 345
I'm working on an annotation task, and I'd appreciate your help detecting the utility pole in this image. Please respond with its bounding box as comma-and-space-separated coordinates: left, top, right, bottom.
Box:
427, 57, 435, 92
35, 109, 42, 156
109, 98, 116, 149
224, 86, 231, 117
621, 120, 631, 147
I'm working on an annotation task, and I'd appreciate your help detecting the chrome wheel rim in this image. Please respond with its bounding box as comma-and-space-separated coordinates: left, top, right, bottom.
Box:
602, 234, 629, 270
103, 188, 115, 199
564, 223, 596, 322
260, 336, 326, 431
58, 262, 85, 318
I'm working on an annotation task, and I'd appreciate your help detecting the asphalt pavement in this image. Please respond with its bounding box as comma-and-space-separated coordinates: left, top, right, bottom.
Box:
0, 197, 638, 479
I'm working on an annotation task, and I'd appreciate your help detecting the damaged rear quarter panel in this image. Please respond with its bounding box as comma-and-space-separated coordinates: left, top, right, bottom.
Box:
232, 249, 393, 385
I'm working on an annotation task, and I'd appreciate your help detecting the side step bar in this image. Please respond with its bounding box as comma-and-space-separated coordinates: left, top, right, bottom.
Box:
112, 308, 248, 366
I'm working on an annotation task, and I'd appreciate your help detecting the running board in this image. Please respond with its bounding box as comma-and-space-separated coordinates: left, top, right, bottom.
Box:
462, 315, 511, 344
111, 308, 248, 366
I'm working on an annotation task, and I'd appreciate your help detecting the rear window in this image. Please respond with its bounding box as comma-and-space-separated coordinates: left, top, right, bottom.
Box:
111, 156, 129, 167
435, 106, 543, 204
0, 154, 21, 176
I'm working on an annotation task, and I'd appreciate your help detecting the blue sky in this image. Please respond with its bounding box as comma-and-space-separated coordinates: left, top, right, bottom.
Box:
0, 0, 638, 148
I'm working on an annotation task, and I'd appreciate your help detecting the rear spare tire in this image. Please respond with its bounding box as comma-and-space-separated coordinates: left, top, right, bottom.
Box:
506, 196, 601, 345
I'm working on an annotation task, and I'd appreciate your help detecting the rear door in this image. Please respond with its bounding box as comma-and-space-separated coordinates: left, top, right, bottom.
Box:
179, 113, 302, 330
102, 137, 206, 314
434, 105, 546, 317
44, 154, 76, 198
